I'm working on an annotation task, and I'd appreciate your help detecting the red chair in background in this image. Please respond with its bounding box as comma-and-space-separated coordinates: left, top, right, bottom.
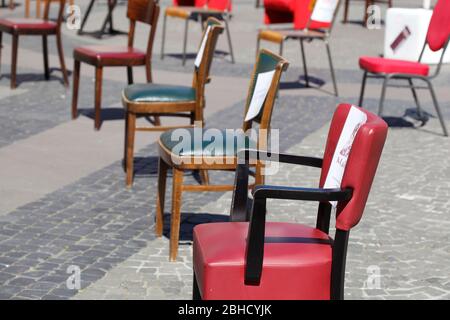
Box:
192, 104, 388, 300
257, 0, 340, 96
160, 0, 234, 65
358, 0, 450, 137
0, 0, 69, 89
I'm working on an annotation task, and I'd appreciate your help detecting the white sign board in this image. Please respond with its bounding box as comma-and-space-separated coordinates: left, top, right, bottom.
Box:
311, 0, 338, 23
324, 106, 367, 207
194, 26, 212, 68
244, 70, 276, 122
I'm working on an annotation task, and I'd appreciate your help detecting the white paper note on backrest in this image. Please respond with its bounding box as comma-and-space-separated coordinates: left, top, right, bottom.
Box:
311, 0, 338, 23
324, 106, 367, 207
194, 26, 212, 68
244, 70, 276, 122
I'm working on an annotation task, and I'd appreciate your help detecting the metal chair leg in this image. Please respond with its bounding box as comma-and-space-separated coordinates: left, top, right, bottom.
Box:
160, 13, 167, 60
325, 41, 338, 96
223, 15, 235, 64
299, 39, 309, 87
378, 76, 389, 117
279, 41, 283, 56
426, 79, 448, 137
182, 18, 189, 66
358, 71, 367, 106
408, 78, 423, 119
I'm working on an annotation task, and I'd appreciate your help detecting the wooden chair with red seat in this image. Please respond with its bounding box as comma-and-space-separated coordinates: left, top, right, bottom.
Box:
192, 103, 388, 300
160, 0, 234, 65
155, 49, 289, 261
358, 0, 449, 137
257, 0, 341, 96
71, 0, 159, 130
0, 0, 69, 89
343, 0, 393, 27
122, 17, 224, 187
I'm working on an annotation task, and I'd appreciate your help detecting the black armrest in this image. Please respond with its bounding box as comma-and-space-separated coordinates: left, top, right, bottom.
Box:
244, 186, 353, 286
230, 149, 323, 222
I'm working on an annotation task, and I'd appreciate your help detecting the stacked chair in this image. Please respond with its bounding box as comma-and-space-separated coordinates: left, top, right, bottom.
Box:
160, 0, 235, 64
71, 0, 160, 130
122, 17, 224, 187
358, 0, 450, 136
257, 0, 340, 96
155, 49, 289, 261
192, 104, 388, 299
0, 0, 69, 89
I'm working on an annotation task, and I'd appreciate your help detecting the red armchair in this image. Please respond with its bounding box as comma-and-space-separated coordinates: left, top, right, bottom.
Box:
192, 103, 388, 300
161, 0, 234, 65
358, 0, 450, 136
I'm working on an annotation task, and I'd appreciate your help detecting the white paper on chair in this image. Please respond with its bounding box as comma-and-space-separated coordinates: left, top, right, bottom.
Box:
244, 70, 276, 122
324, 106, 367, 207
194, 26, 212, 68
310, 0, 338, 23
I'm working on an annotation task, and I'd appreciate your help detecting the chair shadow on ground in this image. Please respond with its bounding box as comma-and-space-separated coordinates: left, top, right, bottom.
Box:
0, 68, 71, 87
160, 212, 229, 243
78, 107, 125, 122
381, 108, 444, 137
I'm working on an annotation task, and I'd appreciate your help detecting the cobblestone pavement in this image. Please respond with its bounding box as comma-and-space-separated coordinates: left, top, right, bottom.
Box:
1, 0, 450, 300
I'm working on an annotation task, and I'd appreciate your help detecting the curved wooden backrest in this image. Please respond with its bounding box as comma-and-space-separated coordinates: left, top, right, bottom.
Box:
127, 0, 158, 25
43, 0, 66, 26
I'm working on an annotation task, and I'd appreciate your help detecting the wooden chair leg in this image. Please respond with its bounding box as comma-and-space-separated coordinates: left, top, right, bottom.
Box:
42, 35, 49, 80
169, 168, 184, 261
10, 34, 18, 89
343, 0, 349, 23
145, 62, 152, 83
94, 66, 103, 130
71, 60, 80, 119
0, 32, 2, 75
127, 66, 133, 84
155, 157, 169, 237
36, 0, 41, 19
125, 112, 136, 187
200, 170, 209, 185
56, 31, 69, 86
25, 0, 30, 17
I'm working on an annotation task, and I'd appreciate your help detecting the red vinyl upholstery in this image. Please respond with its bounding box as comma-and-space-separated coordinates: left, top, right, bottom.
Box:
319, 104, 388, 230
193, 104, 388, 299
194, 222, 332, 300
74, 46, 146, 65
426, 0, 450, 52
0, 18, 57, 32
359, 56, 430, 76
263, 0, 312, 29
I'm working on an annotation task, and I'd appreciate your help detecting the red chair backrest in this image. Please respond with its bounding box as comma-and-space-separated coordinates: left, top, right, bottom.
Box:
173, 0, 231, 11
319, 104, 388, 231
426, 0, 450, 52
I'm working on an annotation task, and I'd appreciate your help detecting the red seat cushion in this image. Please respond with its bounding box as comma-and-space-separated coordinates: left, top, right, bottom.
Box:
74, 46, 146, 66
0, 18, 57, 32
193, 222, 332, 300
359, 56, 430, 76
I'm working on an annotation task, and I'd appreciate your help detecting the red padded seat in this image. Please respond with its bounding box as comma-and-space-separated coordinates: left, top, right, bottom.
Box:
0, 18, 57, 32
359, 56, 430, 76
193, 222, 332, 300
74, 46, 146, 65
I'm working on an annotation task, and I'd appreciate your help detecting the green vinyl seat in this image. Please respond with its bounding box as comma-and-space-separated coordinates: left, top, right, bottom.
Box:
123, 83, 196, 103
160, 128, 256, 157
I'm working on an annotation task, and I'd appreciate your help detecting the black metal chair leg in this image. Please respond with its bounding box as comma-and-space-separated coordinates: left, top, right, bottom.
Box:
223, 15, 235, 63
193, 272, 202, 300
182, 18, 189, 66
378, 76, 389, 116
359, 71, 367, 106
426, 79, 448, 137
325, 41, 338, 96
299, 39, 309, 87
78, 0, 95, 35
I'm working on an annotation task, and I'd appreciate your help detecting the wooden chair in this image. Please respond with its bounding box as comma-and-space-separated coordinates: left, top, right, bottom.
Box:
0, 0, 69, 89
192, 104, 388, 300
160, 0, 235, 65
71, 0, 160, 130
155, 49, 289, 261
343, 0, 393, 27
122, 17, 224, 187
24, 0, 75, 18
257, 0, 340, 96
